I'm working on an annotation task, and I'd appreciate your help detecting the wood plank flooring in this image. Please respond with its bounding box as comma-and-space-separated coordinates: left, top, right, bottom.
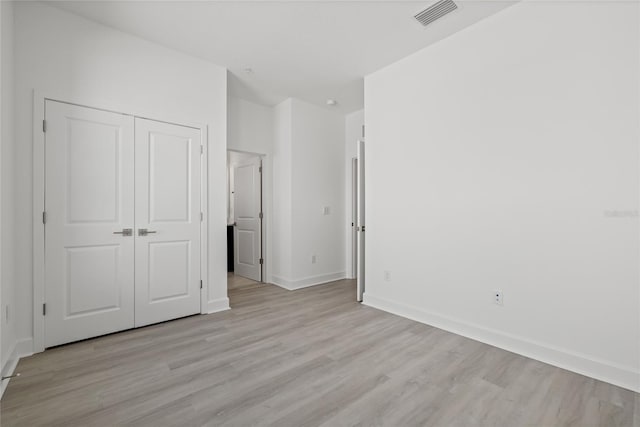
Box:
1, 276, 638, 426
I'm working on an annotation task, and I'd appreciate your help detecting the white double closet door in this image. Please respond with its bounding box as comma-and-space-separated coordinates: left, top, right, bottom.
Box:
44, 101, 202, 348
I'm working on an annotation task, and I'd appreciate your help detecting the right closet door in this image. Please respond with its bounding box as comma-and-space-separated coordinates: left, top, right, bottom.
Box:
134, 118, 202, 327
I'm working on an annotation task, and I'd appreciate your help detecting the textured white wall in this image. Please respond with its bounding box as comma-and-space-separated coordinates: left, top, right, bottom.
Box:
364, 1, 639, 391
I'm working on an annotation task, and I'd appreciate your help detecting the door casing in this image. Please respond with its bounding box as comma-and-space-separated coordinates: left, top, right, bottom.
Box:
356, 140, 365, 302
352, 157, 358, 279
32, 92, 209, 353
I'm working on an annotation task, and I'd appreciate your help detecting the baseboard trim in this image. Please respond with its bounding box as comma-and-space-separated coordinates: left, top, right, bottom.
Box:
1, 338, 34, 399
206, 297, 230, 314
363, 293, 640, 393
272, 272, 346, 291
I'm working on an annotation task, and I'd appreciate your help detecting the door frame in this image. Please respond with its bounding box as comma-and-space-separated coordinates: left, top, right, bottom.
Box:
351, 157, 358, 279
32, 91, 209, 353
226, 149, 267, 283
356, 140, 365, 302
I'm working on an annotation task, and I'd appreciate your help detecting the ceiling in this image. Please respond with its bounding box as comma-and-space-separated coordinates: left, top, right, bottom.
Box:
50, 0, 516, 114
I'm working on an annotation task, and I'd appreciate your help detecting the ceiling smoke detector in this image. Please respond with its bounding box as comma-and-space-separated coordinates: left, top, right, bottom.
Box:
414, 0, 458, 27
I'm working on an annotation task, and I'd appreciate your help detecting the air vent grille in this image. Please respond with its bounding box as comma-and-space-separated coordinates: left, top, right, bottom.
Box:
414, 0, 458, 27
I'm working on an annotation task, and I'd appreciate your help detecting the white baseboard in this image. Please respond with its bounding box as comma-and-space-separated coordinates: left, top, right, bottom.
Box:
363, 293, 640, 393
1, 338, 34, 399
271, 272, 346, 291
206, 297, 230, 314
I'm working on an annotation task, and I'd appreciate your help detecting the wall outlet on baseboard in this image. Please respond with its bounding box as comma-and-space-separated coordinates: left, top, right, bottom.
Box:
384, 271, 391, 282
494, 290, 503, 306
311, 255, 317, 264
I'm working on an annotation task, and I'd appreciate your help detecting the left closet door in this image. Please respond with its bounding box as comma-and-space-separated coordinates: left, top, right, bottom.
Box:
44, 101, 135, 348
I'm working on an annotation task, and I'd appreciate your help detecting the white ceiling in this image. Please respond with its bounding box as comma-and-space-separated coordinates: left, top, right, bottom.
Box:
50, 0, 516, 114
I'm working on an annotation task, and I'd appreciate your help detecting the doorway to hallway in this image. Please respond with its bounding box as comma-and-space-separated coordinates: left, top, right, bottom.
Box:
227, 150, 264, 283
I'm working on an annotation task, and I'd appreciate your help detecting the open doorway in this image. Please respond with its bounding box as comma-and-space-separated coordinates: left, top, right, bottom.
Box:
227, 150, 264, 289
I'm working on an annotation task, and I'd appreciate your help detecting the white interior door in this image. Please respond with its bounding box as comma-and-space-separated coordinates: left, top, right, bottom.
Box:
44, 101, 135, 347
233, 157, 262, 281
356, 140, 365, 302
134, 118, 202, 327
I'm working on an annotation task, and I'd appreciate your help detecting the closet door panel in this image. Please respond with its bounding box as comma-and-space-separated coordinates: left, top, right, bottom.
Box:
44, 101, 135, 347
134, 118, 202, 327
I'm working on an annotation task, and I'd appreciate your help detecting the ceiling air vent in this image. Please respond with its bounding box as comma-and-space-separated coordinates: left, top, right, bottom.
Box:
414, 0, 458, 27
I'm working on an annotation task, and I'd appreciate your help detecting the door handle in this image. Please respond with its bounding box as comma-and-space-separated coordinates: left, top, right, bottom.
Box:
113, 228, 133, 236
138, 229, 157, 236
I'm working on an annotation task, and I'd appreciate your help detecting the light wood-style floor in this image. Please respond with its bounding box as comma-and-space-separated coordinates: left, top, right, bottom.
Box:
2, 275, 638, 426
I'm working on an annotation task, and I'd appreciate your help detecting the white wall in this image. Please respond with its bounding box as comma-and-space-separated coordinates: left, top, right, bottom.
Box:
290, 99, 345, 283
272, 100, 293, 283
345, 110, 364, 279
1, 0, 20, 392
271, 98, 346, 289
13, 3, 229, 352
290, 99, 345, 287
228, 97, 274, 155
364, 1, 640, 392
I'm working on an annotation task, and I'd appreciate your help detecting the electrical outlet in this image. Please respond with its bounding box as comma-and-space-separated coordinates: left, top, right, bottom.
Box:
323, 206, 330, 215
494, 290, 503, 306
384, 271, 391, 282
311, 255, 317, 264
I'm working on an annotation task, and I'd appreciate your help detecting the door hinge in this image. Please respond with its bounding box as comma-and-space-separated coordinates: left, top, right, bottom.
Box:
259, 166, 262, 173
200, 212, 203, 222
200, 280, 203, 289
259, 212, 263, 219
42, 211, 47, 224
362, 225, 366, 232
200, 144, 203, 155
259, 258, 264, 265
362, 124, 365, 138
42, 303, 46, 316
43, 120, 47, 133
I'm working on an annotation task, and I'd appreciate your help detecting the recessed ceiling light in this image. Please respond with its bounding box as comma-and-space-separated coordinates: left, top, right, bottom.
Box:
326, 99, 337, 106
